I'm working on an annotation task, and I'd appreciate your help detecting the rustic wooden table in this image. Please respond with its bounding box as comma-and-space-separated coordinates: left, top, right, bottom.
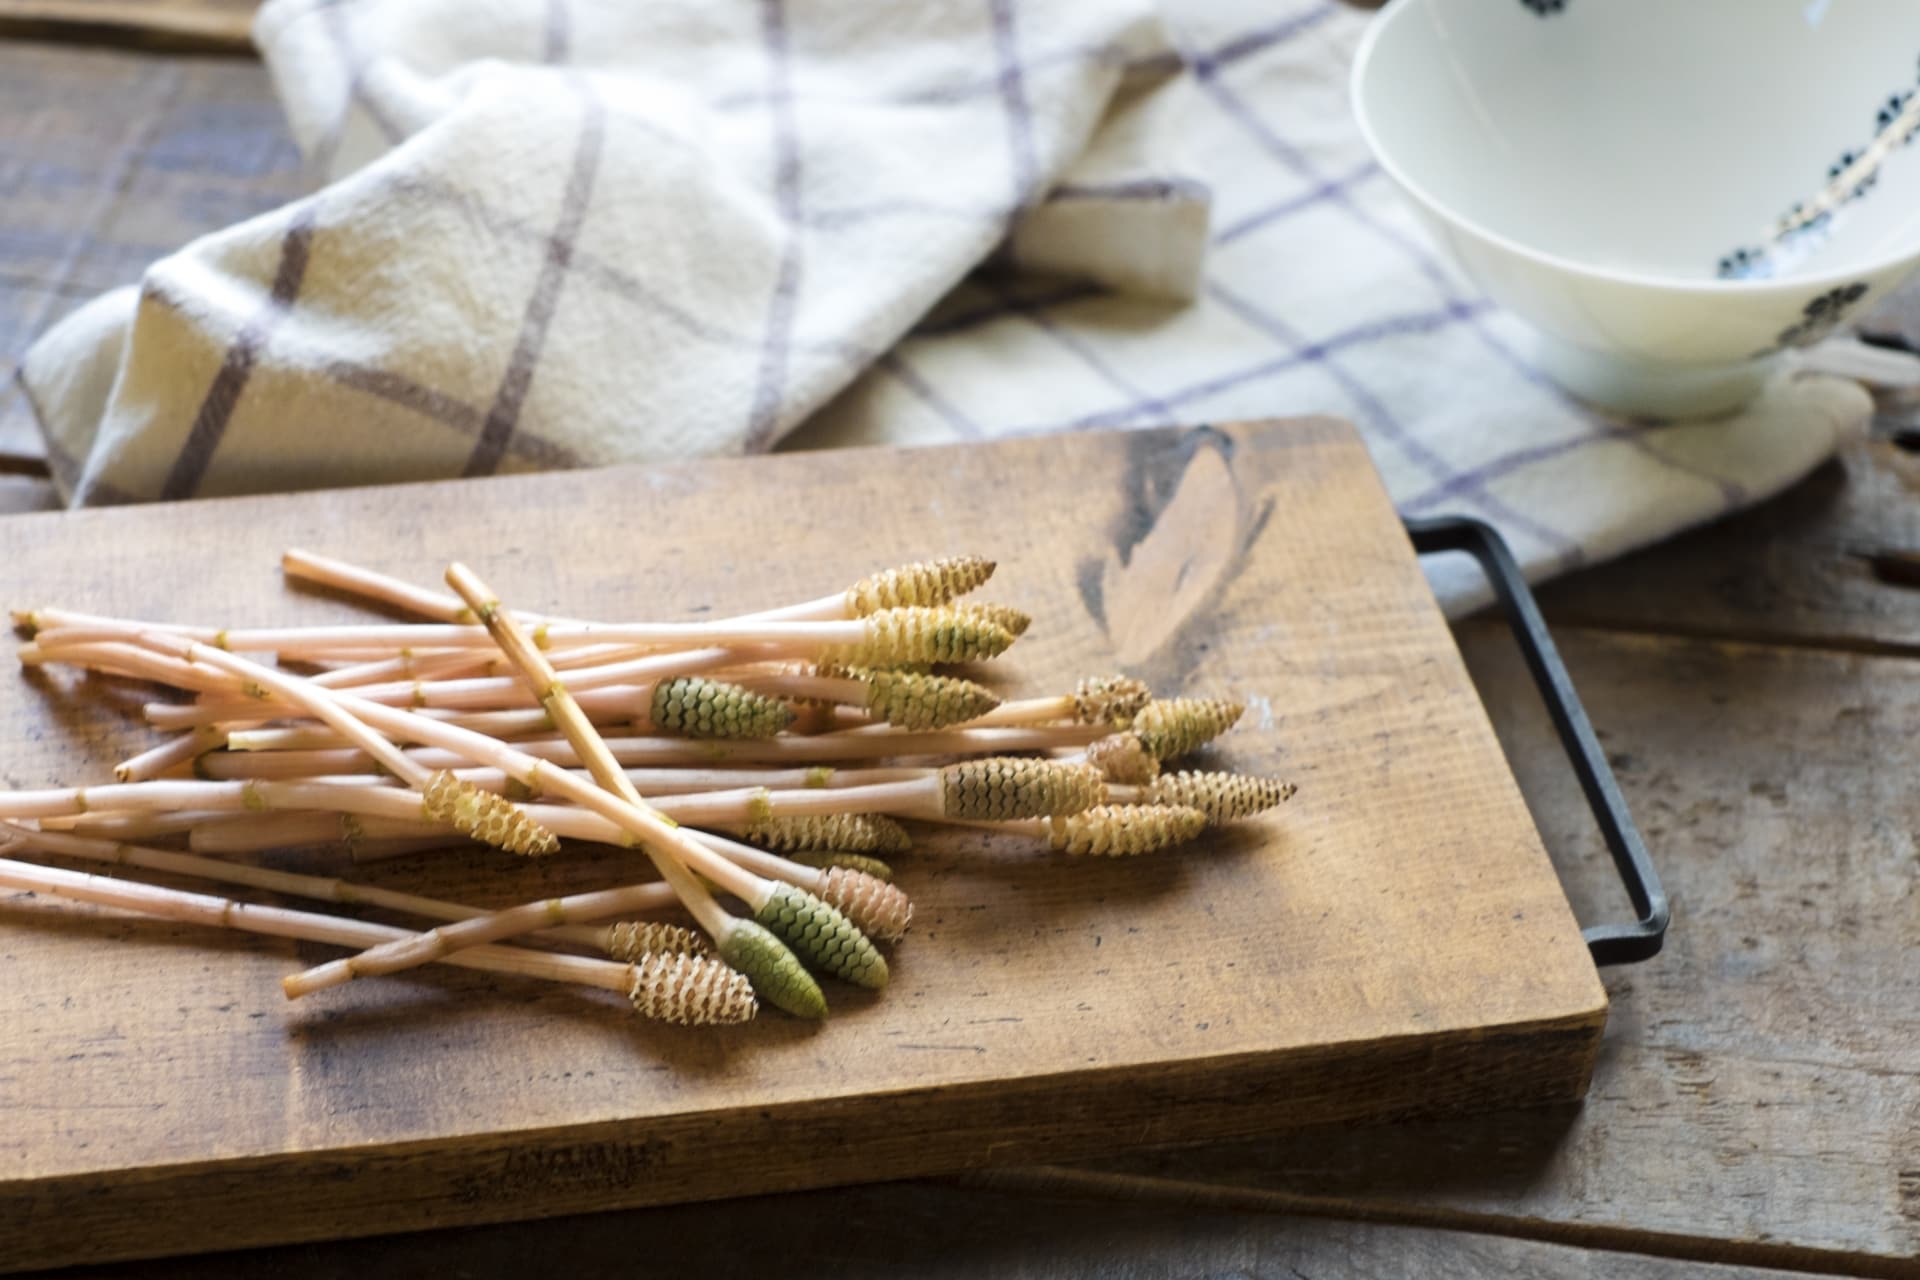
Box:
0, 18, 1914, 1280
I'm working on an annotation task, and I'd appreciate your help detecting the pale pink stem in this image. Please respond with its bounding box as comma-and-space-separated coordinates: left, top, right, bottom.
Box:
285, 645, 762, 711
312, 648, 496, 689
189, 811, 441, 854
281, 876, 698, 996
109, 617, 870, 659
169, 777, 912, 847
958, 694, 1081, 728
193, 724, 1107, 778
148, 633, 431, 788
282, 549, 584, 625
0, 853, 637, 992
7, 825, 646, 953
114, 727, 224, 783
281, 549, 849, 625
224, 687, 648, 752
41, 809, 227, 839
0, 777, 423, 822
22, 637, 223, 691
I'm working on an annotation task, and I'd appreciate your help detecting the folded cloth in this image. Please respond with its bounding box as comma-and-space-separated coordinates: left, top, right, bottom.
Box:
23, 0, 1202, 503
790, 1, 1872, 608
22, 0, 1868, 613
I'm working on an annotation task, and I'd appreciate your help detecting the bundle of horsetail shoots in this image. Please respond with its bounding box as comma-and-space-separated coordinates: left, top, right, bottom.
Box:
192, 722, 1126, 777
405, 562, 880, 1014
33, 608, 1021, 664
197, 662, 1002, 749
5, 824, 714, 963
21, 633, 843, 1015
8, 550, 1289, 1029
0, 843, 755, 1026
11, 784, 914, 944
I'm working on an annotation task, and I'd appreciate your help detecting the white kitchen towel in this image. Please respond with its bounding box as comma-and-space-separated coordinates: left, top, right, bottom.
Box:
23, 0, 1201, 502
22, 0, 1868, 610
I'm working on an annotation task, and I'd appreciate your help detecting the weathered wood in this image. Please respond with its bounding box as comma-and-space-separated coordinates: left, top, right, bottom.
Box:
0, 1, 256, 53
1536, 433, 1920, 650
0, 27, 1913, 1275
0, 474, 58, 516
41, 1181, 1853, 1280
1500, 269, 1920, 647
1060, 619, 1920, 1276
0, 41, 304, 469
0, 420, 1605, 1271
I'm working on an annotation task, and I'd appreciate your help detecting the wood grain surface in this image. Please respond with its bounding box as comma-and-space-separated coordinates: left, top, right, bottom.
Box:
1052, 620, 1920, 1277
0, 39, 305, 495
0, 420, 1606, 1271
1538, 436, 1920, 652
56, 1180, 1859, 1280
3, 22, 1916, 1280
0, 0, 256, 53
37, 606, 1914, 1278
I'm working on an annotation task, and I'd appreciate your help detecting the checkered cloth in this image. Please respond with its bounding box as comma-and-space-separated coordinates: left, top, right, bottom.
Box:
20, 0, 1869, 610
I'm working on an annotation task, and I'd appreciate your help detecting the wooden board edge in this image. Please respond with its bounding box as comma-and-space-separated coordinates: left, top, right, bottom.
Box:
0, 1007, 1605, 1272
1379, 525, 1616, 1032
1305, 418, 1613, 1035
0, 418, 1362, 537
0, 5, 256, 55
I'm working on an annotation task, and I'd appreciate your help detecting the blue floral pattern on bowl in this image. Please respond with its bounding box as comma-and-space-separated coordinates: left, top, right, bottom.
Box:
1774, 282, 1870, 349
1717, 59, 1920, 279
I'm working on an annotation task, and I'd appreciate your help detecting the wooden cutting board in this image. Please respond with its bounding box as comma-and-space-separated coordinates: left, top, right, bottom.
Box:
0, 419, 1607, 1271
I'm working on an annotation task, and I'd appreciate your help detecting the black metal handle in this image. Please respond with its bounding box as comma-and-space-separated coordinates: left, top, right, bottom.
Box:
1405, 515, 1669, 965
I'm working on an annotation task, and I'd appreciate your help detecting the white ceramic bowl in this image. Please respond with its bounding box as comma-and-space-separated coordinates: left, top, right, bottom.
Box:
1351, 0, 1920, 417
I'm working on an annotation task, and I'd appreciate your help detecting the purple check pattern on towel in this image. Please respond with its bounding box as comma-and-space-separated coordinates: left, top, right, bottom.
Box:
803, 1, 1867, 608
16, 0, 1867, 612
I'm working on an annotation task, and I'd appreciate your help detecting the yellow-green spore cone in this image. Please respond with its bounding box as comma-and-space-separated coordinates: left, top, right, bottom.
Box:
955, 601, 1031, 638
754, 883, 888, 990
1073, 674, 1153, 726
939, 757, 1105, 820
790, 850, 895, 881
827, 607, 1013, 667
650, 677, 794, 740
1048, 804, 1208, 856
718, 920, 828, 1019
1083, 732, 1159, 785
605, 920, 712, 960
742, 813, 912, 854
421, 770, 559, 856
1132, 698, 1245, 760
845, 555, 995, 615
852, 666, 999, 729
1144, 771, 1296, 824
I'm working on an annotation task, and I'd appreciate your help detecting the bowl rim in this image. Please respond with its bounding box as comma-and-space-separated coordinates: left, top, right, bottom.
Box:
1348, 0, 1918, 297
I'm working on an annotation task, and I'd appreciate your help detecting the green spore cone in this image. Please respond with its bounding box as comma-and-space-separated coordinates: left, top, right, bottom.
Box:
754, 884, 889, 991
855, 666, 1000, 730
719, 920, 828, 1020
741, 813, 912, 855
650, 677, 795, 740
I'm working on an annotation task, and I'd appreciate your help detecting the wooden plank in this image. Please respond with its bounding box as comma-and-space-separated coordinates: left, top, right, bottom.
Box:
0, 41, 305, 468
1531, 263, 1920, 647
0, 1, 257, 53
0, 420, 1606, 1271
1058, 620, 1920, 1276
37, 1181, 1855, 1280
1537, 435, 1920, 651
0, 474, 58, 516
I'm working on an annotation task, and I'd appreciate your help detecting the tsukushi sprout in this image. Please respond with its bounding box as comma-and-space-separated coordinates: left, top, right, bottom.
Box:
8, 550, 1290, 1028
